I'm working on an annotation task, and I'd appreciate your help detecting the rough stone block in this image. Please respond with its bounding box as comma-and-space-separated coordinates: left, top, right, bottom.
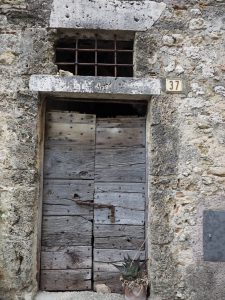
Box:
50, 0, 166, 31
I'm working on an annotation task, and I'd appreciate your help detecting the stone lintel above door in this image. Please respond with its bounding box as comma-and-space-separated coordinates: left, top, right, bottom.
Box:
29, 75, 161, 100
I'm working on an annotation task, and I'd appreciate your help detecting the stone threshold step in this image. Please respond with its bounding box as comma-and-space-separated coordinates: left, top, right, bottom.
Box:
35, 291, 124, 300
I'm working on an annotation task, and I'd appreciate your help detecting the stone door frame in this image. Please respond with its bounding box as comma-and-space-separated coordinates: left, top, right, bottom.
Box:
29, 74, 161, 295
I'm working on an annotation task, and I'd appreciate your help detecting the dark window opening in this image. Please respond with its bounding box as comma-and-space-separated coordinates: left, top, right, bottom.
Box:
47, 99, 147, 118
55, 35, 134, 77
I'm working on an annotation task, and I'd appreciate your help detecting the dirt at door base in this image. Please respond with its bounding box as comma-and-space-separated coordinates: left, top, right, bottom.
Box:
35, 291, 124, 300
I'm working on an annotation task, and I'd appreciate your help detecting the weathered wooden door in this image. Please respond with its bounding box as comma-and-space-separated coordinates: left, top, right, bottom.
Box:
40, 111, 146, 292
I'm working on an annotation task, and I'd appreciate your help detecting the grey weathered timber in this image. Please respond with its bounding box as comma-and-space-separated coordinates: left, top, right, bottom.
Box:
40, 269, 92, 291
94, 224, 145, 249
41, 246, 92, 269
95, 168, 145, 183
95, 193, 145, 210
94, 208, 145, 225
94, 249, 145, 264
42, 216, 93, 247
44, 146, 95, 179
95, 148, 146, 182
96, 117, 145, 150
46, 123, 95, 144
94, 192, 145, 225
46, 111, 96, 145
96, 117, 146, 129
96, 128, 145, 148
46, 111, 96, 124
95, 148, 145, 167
41, 112, 146, 293
41, 112, 95, 292
44, 180, 94, 201
93, 116, 146, 292
95, 182, 145, 193
43, 180, 94, 217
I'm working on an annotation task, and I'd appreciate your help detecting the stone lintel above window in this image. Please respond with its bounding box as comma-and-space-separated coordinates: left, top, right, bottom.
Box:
50, 0, 166, 31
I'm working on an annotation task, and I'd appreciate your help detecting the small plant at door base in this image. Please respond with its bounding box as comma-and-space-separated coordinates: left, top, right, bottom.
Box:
113, 255, 148, 300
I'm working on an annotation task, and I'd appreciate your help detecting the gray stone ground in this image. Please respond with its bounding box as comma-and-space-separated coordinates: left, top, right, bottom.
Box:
35, 292, 124, 300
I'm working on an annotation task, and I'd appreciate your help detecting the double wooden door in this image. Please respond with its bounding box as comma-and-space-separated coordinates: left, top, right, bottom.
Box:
40, 110, 146, 293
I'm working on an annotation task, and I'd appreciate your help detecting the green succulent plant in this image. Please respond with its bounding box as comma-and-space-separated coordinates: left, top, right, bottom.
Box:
113, 255, 146, 280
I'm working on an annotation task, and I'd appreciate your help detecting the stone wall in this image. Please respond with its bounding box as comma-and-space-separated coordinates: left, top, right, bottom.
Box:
0, 1, 55, 299
144, 1, 225, 299
0, 1, 225, 300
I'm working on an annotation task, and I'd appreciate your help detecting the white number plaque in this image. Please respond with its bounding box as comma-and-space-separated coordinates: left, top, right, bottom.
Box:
166, 79, 183, 93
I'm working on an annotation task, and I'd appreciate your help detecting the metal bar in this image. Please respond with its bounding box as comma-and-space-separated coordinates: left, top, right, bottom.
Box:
56, 48, 134, 53
95, 35, 97, 76
56, 62, 134, 66
56, 62, 76, 65
114, 34, 117, 77
75, 38, 78, 75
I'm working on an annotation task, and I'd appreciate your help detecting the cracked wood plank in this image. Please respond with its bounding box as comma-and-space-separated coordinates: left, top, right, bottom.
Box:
43, 179, 94, 217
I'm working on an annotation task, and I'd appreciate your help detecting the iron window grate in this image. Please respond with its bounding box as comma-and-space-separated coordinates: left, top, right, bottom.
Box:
55, 35, 134, 77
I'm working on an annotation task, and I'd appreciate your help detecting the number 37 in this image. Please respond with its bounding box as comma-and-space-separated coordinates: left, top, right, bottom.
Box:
166, 79, 183, 92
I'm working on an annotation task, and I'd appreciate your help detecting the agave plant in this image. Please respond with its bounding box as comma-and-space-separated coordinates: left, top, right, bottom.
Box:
113, 255, 148, 300
113, 255, 146, 280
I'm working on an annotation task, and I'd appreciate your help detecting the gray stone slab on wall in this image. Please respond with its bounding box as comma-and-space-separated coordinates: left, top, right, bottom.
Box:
50, 0, 166, 31
203, 210, 225, 262
29, 75, 161, 98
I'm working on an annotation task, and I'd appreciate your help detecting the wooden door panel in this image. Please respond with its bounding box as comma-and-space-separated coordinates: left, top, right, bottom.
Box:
95, 168, 145, 182
94, 224, 145, 250
95, 147, 145, 166
41, 112, 146, 293
94, 208, 145, 225
44, 146, 95, 179
96, 117, 146, 128
44, 180, 94, 201
46, 111, 95, 124
41, 111, 95, 291
95, 193, 145, 210
42, 216, 93, 247
94, 192, 145, 225
96, 127, 145, 148
95, 182, 145, 193
46, 123, 95, 145
41, 246, 92, 269
93, 116, 146, 293
95, 147, 146, 182
43, 179, 94, 217
46, 111, 95, 145
40, 269, 92, 291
